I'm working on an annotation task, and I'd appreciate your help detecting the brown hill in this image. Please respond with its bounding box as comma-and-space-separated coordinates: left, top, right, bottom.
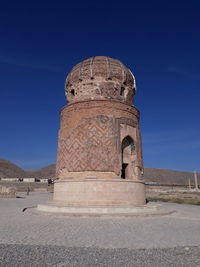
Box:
0, 158, 26, 178
25, 164, 56, 179
0, 158, 199, 185
144, 167, 200, 186
0, 159, 55, 179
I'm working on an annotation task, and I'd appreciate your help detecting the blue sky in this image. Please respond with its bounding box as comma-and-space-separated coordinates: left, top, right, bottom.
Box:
0, 0, 200, 171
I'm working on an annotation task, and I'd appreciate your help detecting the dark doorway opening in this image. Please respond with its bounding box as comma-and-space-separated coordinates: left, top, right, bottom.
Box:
121, 163, 128, 179
121, 136, 135, 179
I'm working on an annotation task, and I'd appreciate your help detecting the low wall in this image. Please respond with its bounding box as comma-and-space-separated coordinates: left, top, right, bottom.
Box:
0, 182, 53, 192
146, 185, 190, 191
0, 185, 16, 198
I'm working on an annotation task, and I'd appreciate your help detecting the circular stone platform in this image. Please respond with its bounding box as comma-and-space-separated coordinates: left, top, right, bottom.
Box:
37, 202, 175, 217
36, 178, 175, 217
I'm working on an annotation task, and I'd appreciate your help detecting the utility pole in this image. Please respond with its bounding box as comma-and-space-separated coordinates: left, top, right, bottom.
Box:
194, 171, 198, 190
188, 178, 191, 190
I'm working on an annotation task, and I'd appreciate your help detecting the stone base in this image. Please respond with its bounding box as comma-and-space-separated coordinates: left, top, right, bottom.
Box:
36, 178, 175, 217
53, 178, 146, 207
37, 203, 174, 217
37, 178, 170, 217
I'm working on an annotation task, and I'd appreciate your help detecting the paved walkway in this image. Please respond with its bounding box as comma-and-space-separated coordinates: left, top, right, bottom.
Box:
0, 192, 200, 266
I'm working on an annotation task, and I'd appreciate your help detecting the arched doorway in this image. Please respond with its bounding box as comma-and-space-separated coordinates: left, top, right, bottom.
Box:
121, 136, 135, 179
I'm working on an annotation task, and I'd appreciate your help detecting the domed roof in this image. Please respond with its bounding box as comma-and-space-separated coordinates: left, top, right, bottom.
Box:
65, 56, 136, 106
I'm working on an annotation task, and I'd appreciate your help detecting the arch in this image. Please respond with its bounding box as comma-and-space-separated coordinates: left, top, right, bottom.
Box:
121, 136, 135, 179
122, 136, 135, 152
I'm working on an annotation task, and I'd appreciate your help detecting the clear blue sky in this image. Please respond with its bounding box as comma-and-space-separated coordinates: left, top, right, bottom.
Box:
0, 0, 200, 171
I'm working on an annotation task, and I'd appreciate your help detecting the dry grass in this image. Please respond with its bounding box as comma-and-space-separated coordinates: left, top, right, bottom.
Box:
147, 197, 200, 205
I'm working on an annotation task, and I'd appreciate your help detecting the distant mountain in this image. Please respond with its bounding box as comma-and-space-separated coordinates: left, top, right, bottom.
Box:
25, 164, 56, 179
0, 159, 55, 179
144, 167, 200, 186
0, 158, 26, 178
0, 158, 199, 185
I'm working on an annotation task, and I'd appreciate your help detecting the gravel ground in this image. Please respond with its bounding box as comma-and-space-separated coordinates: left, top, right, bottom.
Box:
0, 244, 200, 267
0, 192, 200, 266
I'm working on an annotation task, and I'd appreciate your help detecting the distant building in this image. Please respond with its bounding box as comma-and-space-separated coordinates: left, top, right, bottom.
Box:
0, 178, 18, 182
23, 178, 35, 183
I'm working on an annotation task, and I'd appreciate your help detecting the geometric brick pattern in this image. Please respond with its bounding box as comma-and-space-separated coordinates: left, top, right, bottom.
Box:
56, 115, 119, 174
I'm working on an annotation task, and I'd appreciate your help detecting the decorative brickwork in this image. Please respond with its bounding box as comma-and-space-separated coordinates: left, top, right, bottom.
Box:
56, 115, 119, 175
56, 56, 143, 182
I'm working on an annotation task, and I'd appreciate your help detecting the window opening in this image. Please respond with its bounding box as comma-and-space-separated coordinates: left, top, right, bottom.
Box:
120, 87, 125, 96
131, 141, 135, 153
70, 89, 75, 96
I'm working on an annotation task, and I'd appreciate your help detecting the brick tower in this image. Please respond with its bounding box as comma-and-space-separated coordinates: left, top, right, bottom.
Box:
54, 56, 145, 207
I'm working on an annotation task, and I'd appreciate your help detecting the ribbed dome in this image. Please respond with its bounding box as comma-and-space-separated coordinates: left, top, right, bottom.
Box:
65, 56, 136, 106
